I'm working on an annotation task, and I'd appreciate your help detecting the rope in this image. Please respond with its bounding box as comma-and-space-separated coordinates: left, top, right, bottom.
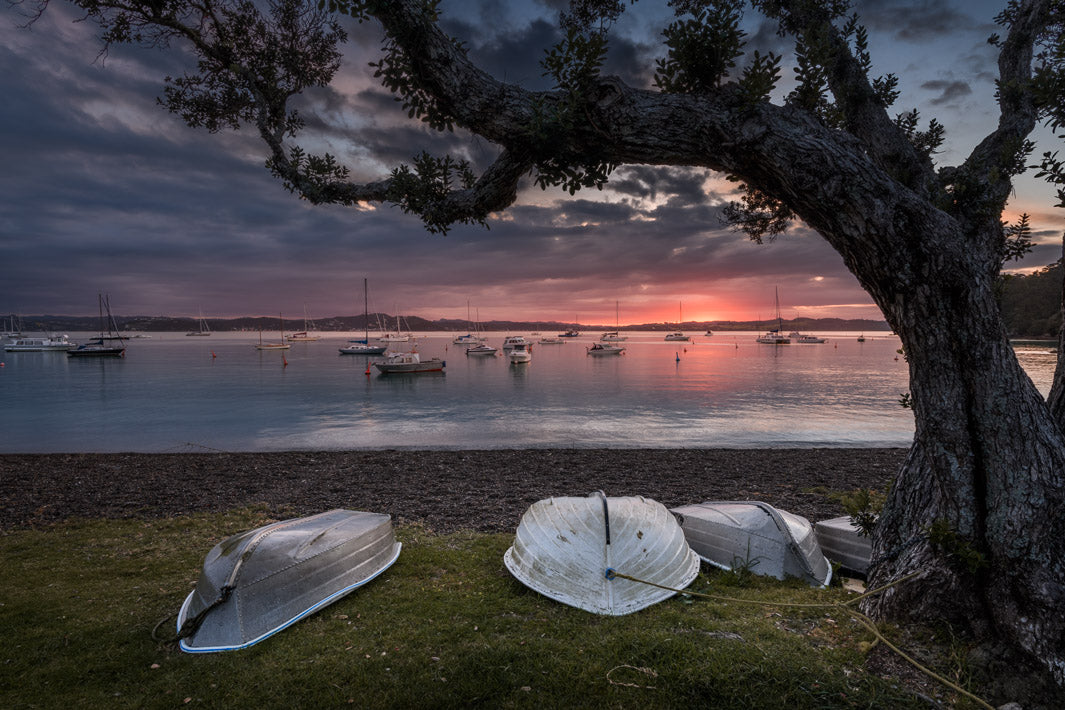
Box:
606, 569, 993, 709
152, 585, 234, 647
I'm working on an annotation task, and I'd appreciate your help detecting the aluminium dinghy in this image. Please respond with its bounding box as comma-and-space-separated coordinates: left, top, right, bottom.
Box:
814, 516, 872, 574
503, 492, 700, 615
176, 509, 401, 653
670, 501, 832, 587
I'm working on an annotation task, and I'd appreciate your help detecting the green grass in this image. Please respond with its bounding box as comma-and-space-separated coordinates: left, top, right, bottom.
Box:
0, 508, 976, 708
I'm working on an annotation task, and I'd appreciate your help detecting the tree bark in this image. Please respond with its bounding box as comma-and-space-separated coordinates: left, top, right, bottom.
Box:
853, 218, 1065, 686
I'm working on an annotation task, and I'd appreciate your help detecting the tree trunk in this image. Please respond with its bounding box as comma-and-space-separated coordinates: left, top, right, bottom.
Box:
856, 231, 1065, 686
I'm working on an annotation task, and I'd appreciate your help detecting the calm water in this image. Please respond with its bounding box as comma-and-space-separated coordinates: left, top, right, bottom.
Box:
0, 331, 1055, 453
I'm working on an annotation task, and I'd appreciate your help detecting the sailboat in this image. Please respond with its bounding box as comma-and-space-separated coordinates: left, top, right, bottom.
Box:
376, 307, 412, 342
340, 279, 388, 355
256, 313, 291, 350
756, 288, 791, 344
600, 301, 628, 342
287, 305, 321, 342
664, 301, 690, 341
186, 308, 211, 336
68, 294, 126, 357
2, 314, 24, 339
453, 301, 486, 345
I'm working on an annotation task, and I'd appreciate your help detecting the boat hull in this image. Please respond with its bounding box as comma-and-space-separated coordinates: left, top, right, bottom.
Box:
374, 358, 445, 374
177, 509, 401, 653
670, 501, 831, 587
813, 516, 871, 573
504, 493, 700, 615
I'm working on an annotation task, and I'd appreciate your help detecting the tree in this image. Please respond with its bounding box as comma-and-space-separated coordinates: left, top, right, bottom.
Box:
28, 0, 1065, 693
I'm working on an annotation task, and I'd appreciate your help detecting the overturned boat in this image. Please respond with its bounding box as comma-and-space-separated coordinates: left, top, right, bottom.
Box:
176, 509, 401, 653
814, 516, 872, 574
670, 501, 831, 587
503, 492, 700, 615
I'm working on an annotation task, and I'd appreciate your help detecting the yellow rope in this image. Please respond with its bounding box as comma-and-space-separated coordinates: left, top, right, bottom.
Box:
609, 570, 993, 710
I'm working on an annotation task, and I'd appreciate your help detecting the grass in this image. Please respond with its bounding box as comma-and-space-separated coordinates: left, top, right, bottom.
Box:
0, 507, 982, 709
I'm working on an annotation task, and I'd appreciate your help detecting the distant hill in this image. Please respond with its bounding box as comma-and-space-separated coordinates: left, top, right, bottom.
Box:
9, 312, 892, 334
999, 261, 1063, 338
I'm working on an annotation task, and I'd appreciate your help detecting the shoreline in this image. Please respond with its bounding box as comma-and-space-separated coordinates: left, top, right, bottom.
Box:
1, 448, 906, 532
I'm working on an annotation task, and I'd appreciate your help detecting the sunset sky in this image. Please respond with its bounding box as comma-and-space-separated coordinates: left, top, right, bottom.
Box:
1, 0, 1062, 326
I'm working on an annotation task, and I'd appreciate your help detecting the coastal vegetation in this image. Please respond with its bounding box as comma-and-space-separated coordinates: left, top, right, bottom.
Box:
28, 0, 1065, 694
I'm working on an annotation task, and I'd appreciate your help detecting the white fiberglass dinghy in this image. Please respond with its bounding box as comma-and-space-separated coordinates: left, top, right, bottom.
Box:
670, 501, 832, 587
503, 492, 700, 615
176, 509, 401, 653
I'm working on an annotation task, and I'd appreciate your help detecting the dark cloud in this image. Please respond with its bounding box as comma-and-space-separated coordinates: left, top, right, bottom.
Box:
920, 79, 973, 105
855, 0, 991, 43
608, 166, 709, 205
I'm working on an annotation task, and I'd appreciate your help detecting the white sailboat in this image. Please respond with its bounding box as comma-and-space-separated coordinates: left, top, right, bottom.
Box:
756, 288, 791, 344
664, 301, 690, 341
287, 305, 321, 342
376, 307, 412, 342
340, 279, 388, 355
256, 313, 291, 350
600, 301, 628, 342
186, 308, 211, 336
453, 301, 486, 345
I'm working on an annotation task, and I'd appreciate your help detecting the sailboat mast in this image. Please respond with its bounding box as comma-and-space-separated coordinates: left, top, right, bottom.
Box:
364, 278, 370, 342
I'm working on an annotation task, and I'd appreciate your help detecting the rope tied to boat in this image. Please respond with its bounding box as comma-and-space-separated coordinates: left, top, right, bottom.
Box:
152, 585, 235, 647
606, 569, 993, 710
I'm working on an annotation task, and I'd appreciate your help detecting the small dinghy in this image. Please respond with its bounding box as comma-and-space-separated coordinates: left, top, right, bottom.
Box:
670, 501, 831, 587
503, 492, 700, 616
814, 516, 872, 574
176, 509, 401, 653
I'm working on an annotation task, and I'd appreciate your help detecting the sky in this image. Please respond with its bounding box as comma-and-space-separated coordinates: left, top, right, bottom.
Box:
1, 0, 1062, 326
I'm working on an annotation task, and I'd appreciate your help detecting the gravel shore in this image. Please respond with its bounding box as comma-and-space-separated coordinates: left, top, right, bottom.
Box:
1, 448, 906, 532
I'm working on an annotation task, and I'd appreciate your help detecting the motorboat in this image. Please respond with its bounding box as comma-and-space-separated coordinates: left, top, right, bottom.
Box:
756, 331, 791, 344
502, 335, 529, 350
176, 509, 401, 653
4, 334, 73, 352
503, 492, 700, 616
664, 332, 690, 341
453, 333, 483, 345
670, 501, 832, 587
559, 329, 580, 338
373, 350, 445, 374
465, 343, 498, 356
339, 341, 388, 355
587, 342, 624, 356
705, 330, 713, 336
538, 336, 565, 344
813, 516, 872, 574
508, 342, 532, 364
789, 331, 827, 344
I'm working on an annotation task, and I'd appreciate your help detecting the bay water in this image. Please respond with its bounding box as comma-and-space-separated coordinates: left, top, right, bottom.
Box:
0, 331, 1055, 453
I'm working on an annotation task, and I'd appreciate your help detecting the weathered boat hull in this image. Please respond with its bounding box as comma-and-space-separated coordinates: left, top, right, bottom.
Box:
670, 501, 831, 587
504, 493, 700, 615
813, 516, 871, 574
177, 509, 401, 653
